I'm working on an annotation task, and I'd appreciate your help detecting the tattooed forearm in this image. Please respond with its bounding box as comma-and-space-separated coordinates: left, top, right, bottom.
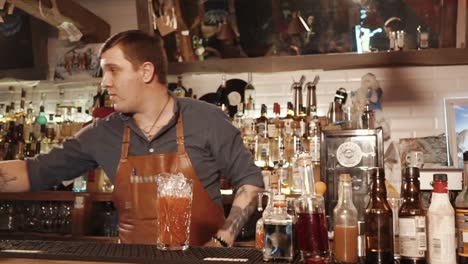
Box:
219, 185, 262, 243
0, 169, 18, 192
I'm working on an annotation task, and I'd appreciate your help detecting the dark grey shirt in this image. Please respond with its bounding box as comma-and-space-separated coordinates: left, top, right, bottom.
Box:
26, 97, 262, 206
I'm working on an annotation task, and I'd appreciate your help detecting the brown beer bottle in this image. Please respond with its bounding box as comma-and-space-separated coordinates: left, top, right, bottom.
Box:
399, 167, 427, 264
365, 167, 394, 264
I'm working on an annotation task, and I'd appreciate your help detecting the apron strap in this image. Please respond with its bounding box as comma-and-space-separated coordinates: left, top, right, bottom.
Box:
176, 113, 186, 154
120, 126, 131, 161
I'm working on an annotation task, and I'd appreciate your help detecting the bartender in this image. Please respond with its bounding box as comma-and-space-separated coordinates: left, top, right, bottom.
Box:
0, 30, 263, 247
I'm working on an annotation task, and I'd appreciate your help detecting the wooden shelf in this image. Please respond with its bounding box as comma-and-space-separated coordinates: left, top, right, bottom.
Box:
90, 192, 113, 202
0, 232, 118, 243
0, 191, 237, 205
168, 48, 468, 74
0, 191, 80, 201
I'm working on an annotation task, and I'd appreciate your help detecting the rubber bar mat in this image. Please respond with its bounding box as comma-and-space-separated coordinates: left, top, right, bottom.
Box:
0, 239, 301, 263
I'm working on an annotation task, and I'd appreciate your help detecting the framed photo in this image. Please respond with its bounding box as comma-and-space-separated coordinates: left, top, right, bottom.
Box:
444, 97, 468, 168
320, 128, 384, 217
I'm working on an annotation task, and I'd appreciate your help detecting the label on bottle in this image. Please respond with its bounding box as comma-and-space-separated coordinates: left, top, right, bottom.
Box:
309, 136, 320, 162
267, 124, 277, 138
242, 118, 255, 136
256, 121, 267, 136
276, 167, 289, 192
399, 216, 426, 258
428, 213, 457, 263
283, 118, 294, 136
257, 142, 269, 161
291, 165, 303, 194
456, 208, 468, 257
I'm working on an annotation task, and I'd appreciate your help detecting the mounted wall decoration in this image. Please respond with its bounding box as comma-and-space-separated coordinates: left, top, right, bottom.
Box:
445, 97, 468, 168
0, 9, 33, 70
54, 43, 101, 81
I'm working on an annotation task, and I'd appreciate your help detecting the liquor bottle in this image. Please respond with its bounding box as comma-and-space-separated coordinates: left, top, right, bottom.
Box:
254, 105, 269, 165
427, 173, 456, 264
73, 106, 92, 123
294, 154, 330, 262
3, 121, 16, 160
284, 120, 302, 161
255, 104, 268, 138
287, 121, 304, 194
283, 102, 294, 136
263, 194, 294, 262
456, 151, 468, 264
309, 116, 321, 165
270, 120, 284, 165
275, 144, 290, 195
0, 104, 5, 120
256, 191, 272, 250
261, 155, 275, 192
361, 100, 375, 129
232, 103, 244, 131
2, 105, 14, 123
365, 167, 394, 264
173, 76, 186, 98
244, 72, 256, 117
333, 174, 358, 264
24, 142, 33, 158
14, 124, 25, 160
267, 102, 280, 140
19, 88, 26, 116
399, 167, 427, 264
417, 24, 430, 49
35, 106, 48, 125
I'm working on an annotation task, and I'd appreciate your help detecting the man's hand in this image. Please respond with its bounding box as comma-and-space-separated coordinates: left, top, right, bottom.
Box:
203, 238, 223, 247
209, 184, 263, 247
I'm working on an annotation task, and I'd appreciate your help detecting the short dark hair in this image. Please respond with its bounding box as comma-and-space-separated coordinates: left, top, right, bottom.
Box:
99, 30, 168, 85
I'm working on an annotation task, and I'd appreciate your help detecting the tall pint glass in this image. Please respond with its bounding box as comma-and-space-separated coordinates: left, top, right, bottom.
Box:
156, 173, 193, 250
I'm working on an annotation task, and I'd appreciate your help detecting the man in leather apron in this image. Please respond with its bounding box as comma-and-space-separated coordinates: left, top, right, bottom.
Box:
0, 30, 264, 247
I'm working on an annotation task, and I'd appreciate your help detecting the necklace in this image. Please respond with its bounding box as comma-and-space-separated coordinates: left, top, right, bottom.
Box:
141, 96, 171, 137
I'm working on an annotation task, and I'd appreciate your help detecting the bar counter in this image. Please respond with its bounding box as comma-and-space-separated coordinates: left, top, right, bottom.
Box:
0, 239, 299, 264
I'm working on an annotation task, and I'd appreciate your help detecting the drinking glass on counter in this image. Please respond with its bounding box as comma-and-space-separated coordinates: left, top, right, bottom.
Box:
156, 173, 193, 251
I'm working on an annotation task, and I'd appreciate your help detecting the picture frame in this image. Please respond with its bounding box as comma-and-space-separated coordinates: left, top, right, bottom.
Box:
444, 97, 468, 168
320, 128, 384, 217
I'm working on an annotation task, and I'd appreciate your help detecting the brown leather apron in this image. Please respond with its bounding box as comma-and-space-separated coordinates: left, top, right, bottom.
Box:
112, 114, 225, 245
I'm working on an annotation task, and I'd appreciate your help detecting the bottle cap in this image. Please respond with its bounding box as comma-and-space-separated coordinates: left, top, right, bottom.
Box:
339, 174, 352, 182
273, 102, 280, 114
404, 167, 419, 179
433, 173, 447, 182
464, 151, 468, 161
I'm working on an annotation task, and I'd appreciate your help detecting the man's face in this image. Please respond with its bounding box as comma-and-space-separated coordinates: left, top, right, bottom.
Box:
100, 45, 144, 113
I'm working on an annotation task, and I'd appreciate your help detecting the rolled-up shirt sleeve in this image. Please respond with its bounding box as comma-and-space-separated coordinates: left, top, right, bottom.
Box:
208, 109, 263, 191
25, 125, 99, 191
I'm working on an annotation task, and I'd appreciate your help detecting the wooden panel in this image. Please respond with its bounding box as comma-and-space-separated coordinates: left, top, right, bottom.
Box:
0, 191, 76, 201
135, 0, 152, 34
168, 47, 468, 74
10, 0, 110, 42
0, 16, 48, 80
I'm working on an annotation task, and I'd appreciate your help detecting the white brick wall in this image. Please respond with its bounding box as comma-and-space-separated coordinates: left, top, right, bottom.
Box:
169, 65, 468, 144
